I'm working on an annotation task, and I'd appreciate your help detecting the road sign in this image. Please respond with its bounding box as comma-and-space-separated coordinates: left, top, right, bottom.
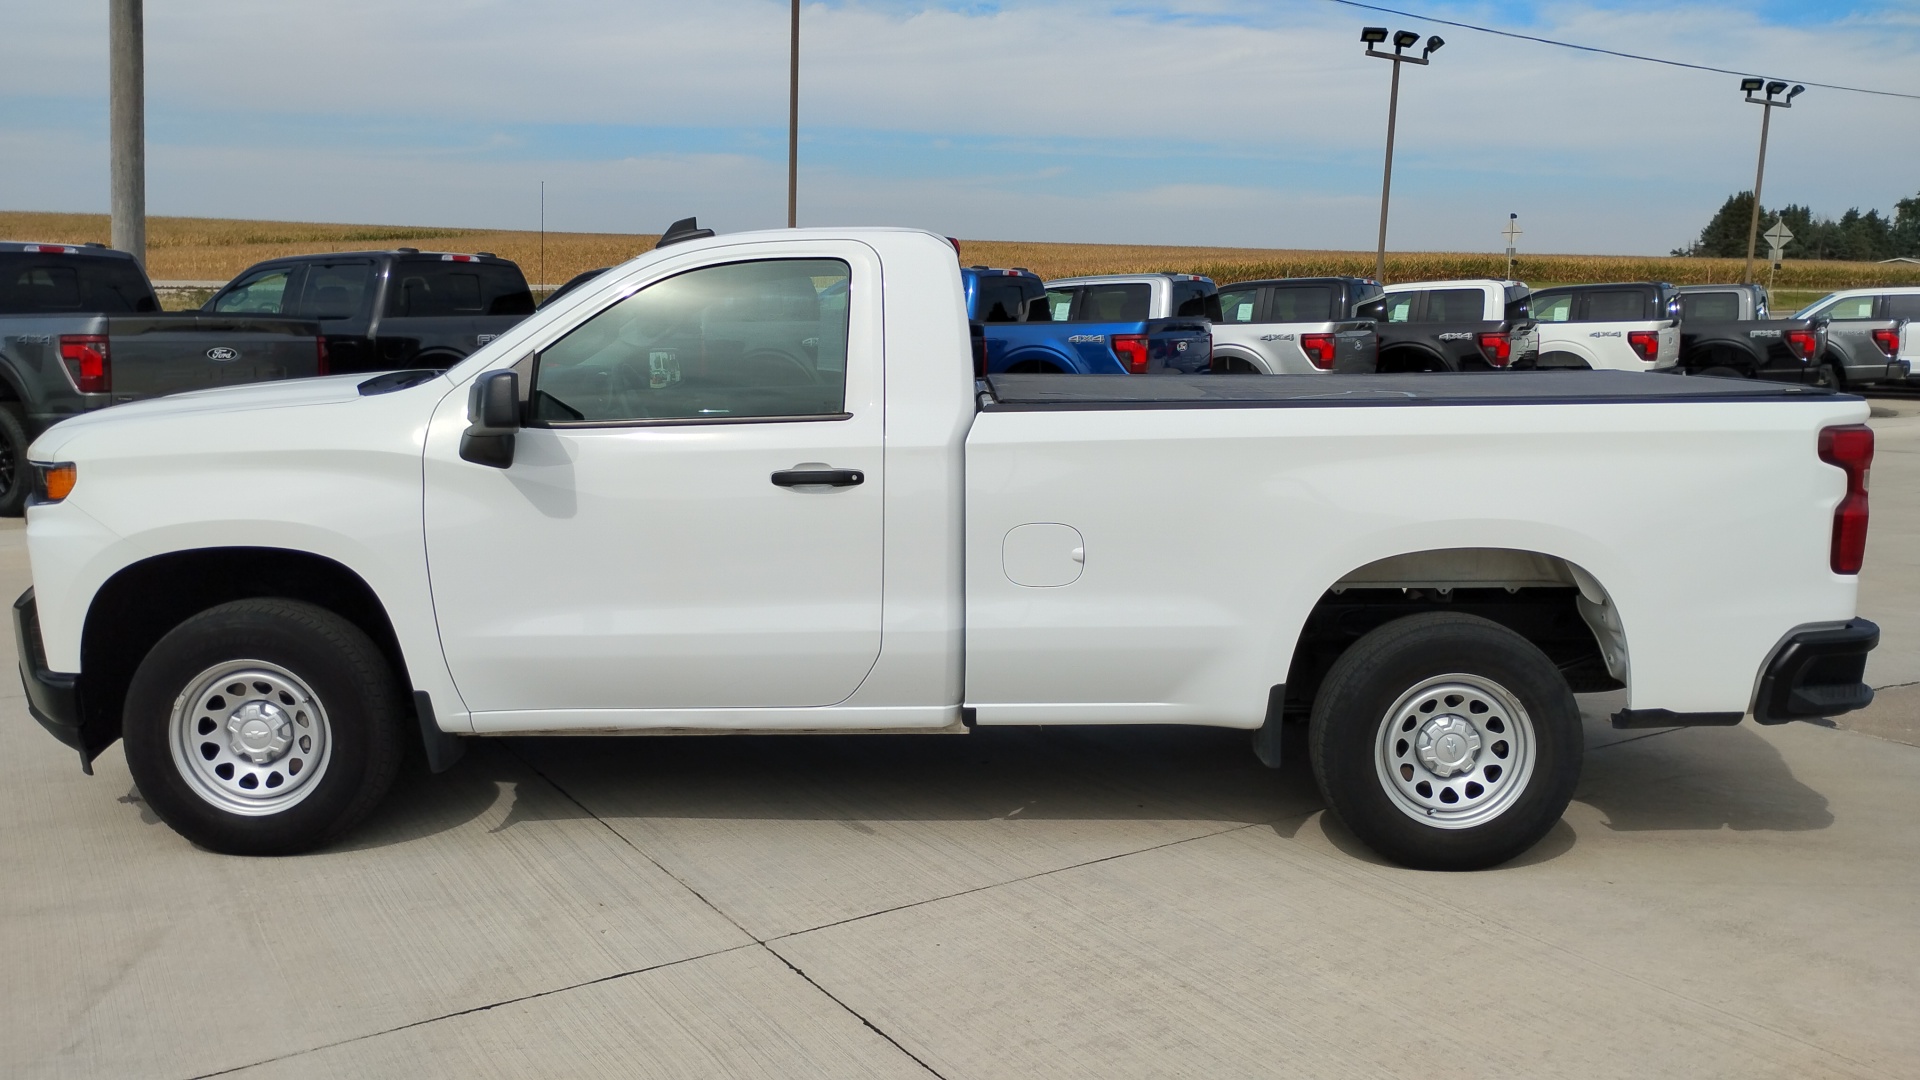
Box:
1767, 244, 1786, 264
1764, 220, 1794, 248
1502, 218, 1523, 247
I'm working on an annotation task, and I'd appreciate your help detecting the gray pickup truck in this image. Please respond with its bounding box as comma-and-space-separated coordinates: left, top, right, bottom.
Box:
1209, 277, 1381, 374
1681, 286, 1904, 386
1789, 287, 1915, 389
0, 242, 325, 513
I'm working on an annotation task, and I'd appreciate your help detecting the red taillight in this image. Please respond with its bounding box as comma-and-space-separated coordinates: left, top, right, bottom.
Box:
1301, 333, 1337, 370
1785, 328, 1819, 360
58, 334, 111, 393
1871, 327, 1900, 358
1113, 334, 1149, 374
1819, 424, 1873, 574
1476, 332, 1512, 367
316, 336, 331, 376
1627, 329, 1660, 363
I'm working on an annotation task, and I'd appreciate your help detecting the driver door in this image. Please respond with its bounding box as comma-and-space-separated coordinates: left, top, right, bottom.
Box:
422, 242, 884, 728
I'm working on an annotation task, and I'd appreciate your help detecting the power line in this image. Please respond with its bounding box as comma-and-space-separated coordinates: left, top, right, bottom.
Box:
1321, 0, 1920, 101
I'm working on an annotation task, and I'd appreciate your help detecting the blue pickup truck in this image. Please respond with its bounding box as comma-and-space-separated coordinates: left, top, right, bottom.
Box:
964, 267, 1213, 374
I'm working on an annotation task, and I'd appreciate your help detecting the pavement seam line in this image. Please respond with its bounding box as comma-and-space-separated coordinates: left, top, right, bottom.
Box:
182, 942, 760, 1080
503, 742, 764, 943
761, 942, 952, 1080
1587, 727, 1682, 751
770, 814, 1308, 944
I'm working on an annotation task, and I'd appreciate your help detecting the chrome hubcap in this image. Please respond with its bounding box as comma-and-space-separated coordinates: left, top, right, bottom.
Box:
1375, 674, 1536, 830
169, 660, 331, 816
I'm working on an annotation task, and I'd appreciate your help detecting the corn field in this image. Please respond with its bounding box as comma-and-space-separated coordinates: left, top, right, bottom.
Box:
8, 210, 1919, 293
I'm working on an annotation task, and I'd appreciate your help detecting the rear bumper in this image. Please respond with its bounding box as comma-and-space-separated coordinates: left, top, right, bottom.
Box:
13, 588, 87, 769
1752, 618, 1878, 724
1611, 619, 1878, 729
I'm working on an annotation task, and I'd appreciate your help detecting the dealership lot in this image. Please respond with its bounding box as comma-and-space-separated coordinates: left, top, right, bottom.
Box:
1, 406, 1916, 1080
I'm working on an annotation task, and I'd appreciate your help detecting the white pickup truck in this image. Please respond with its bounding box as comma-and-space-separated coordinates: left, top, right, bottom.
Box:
15, 227, 1880, 871
1525, 282, 1682, 372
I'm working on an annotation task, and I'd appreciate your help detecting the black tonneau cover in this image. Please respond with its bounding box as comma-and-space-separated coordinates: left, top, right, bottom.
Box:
983, 371, 1842, 410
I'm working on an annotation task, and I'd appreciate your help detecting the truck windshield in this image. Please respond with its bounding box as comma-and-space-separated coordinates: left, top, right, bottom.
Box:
1056, 283, 1149, 322
974, 277, 1031, 323
0, 254, 158, 314
386, 261, 536, 317
1268, 286, 1334, 322
1680, 292, 1741, 322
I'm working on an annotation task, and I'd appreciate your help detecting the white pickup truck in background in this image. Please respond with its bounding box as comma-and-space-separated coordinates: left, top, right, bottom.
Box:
1525, 282, 1682, 372
16, 227, 1880, 872
1209, 276, 1381, 374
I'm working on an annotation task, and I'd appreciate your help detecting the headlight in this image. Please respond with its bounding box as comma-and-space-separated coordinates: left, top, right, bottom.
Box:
31, 462, 76, 504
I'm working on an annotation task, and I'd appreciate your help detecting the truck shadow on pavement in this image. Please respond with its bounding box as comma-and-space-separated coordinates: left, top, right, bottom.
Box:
334, 714, 1834, 862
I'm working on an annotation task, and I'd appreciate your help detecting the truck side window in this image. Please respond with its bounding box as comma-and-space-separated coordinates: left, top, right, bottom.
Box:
1217, 288, 1259, 324
1269, 286, 1333, 322
211, 268, 296, 315
1045, 288, 1077, 323
294, 262, 374, 320
1680, 292, 1740, 322
1422, 289, 1484, 322
530, 258, 851, 424
1823, 296, 1877, 320
1173, 281, 1214, 318
1886, 294, 1920, 320
1382, 294, 1416, 323
1582, 290, 1647, 321
1531, 293, 1574, 323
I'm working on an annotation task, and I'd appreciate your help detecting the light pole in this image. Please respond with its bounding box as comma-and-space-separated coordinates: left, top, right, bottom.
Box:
1503, 213, 1521, 280
1363, 27, 1442, 284
788, 0, 800, 228
1740, 78, 1803, 285
109, 0, 145, 268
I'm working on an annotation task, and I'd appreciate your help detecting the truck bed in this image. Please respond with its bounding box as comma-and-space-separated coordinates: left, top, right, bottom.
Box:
982, 370, 1839, 410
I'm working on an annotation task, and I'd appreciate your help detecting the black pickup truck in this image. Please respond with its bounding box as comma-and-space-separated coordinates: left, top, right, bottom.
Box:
1357, 279, 1539, 371
1668, 284, 1831, 382
204, 249, 536, 374
0, 241, 325, 514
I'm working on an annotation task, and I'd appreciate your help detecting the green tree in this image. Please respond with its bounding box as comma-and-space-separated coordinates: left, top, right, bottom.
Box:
1679, 190, 1920, 261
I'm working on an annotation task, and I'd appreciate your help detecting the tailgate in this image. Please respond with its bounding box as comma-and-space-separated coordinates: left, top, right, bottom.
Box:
1145, 318, 1213, 374
1330, 320, 1378, 374
107, 315, 322, 400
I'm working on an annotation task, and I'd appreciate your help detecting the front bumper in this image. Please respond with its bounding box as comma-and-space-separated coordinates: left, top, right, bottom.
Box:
14, 588, 88, 771
1752, 618, 1878, 725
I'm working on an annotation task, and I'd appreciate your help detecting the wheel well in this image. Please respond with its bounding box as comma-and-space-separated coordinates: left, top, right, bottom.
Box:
1004, 358, 1065, 374
1211, 352, 1262, 374
1377, 347, 1445, 373
1536, 351, 1592, 371
1681, 344, 1749, 374
1282, 549, 1624, 720
77, 548, 413, 756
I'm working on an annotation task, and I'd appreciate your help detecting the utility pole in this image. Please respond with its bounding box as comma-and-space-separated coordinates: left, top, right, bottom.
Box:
1362, 28, 1442, 284
1503, 213, 1521, 280
787, 0, 800, 228
109, 0, 146, 267
1739, 78, 1803, 285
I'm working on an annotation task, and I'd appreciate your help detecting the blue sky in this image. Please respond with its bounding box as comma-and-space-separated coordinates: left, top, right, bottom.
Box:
3, 0, 1916, 256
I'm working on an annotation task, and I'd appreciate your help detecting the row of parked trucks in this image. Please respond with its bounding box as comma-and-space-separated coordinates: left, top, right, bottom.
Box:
1, 232, 1912, 518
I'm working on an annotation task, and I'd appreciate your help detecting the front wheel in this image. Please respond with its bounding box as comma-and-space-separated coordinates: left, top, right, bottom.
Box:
122, 599, 406, 855
0, 405, 33, 517
1308, 612, 1582, 870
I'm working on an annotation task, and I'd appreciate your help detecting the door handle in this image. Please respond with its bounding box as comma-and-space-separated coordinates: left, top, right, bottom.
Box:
771, 468, 864, 488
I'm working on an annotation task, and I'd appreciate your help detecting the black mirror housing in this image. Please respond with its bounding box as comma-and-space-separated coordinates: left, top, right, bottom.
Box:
460, 369, 519, 468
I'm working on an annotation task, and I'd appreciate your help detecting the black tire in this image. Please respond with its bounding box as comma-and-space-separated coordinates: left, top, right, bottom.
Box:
122, 599, 406, 855
0, 404, 33, 517
1536, 351, 1591, 371
1695, 366, 1747, 379
1308, 612, 1582, 871
1811, 360, 1845, 390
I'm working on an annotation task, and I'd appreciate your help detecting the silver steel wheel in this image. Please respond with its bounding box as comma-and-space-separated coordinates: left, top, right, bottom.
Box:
167, 659, 332, 816
1374, 673, 1537, 830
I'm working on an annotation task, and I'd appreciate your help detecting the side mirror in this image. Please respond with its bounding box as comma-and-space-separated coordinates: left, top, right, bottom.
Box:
459, 369, 519, 468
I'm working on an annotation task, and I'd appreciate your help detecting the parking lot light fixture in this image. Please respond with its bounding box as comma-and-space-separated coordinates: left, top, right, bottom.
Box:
1740, 77, 1802, 285
1364, 27, 1436, 283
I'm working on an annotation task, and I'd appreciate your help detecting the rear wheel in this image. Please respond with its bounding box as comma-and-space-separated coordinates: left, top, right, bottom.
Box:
1811, 360, 1845, 390
1695, 366, 1747, 379
0, 405, 32, 517
123, 599, 406, 855
1308, 612, 1582, 870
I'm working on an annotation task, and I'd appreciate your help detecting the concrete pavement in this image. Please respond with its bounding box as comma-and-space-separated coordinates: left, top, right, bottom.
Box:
3, 405, 1918, 1079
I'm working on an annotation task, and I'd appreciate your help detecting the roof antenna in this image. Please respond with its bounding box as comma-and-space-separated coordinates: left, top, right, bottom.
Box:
657, 217, 715, 248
